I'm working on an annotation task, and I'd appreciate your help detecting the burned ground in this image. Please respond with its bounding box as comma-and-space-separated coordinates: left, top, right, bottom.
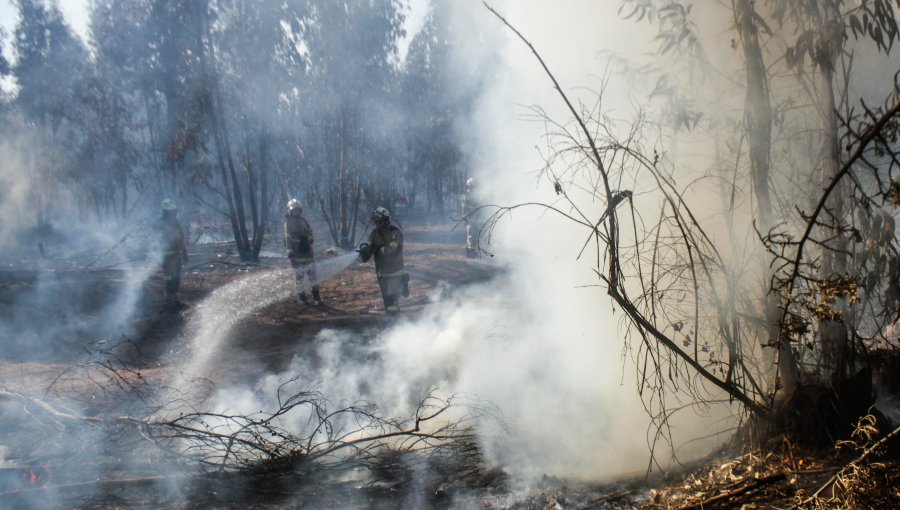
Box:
1, 222, 899, 509
0, 221, 520, 508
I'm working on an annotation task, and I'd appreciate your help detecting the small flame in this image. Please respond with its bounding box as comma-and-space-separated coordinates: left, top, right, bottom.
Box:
24, 467, 40, 485
22, 465, 50, 486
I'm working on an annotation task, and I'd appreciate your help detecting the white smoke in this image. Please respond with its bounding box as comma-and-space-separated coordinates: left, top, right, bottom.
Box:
180, 0, 738, 487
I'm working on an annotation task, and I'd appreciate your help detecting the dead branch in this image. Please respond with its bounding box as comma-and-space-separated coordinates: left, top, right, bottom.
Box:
0, 474, 194, 499
84, 223, 143, 269
0, 389, 102, 426
478, 5, 787, 482
2, 375, 493, 490
793, 424, 900, 509
484, 2, 766, 421
166, 392, 479, 473
675, 472, 787, 510
186, 259, 264, 271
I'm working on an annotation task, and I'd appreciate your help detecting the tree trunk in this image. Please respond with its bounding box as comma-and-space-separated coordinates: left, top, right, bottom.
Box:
339, 119, 350, 249
818, 62, 850, 389
735, 0, 799, 395
251, 134, 269, 258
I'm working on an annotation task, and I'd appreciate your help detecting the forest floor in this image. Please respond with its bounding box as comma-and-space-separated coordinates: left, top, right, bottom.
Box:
0, 221, 899, 508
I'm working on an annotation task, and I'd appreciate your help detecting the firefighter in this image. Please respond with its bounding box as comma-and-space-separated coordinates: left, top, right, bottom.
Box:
154, 198, 188, 309
358, 206, 408, 314
461, 177, 479, 258
284, 198, 322, 305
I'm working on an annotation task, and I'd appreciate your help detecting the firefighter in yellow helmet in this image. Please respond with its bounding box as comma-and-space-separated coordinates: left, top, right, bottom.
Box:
284, 198, 322, 305
358, 206, 407, 314
154, 198, 188, 309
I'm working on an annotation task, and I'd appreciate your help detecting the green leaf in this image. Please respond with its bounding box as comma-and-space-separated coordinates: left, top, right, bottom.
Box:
786, 46, 797, 68
649, 75, 670, 98
752, 11, 772, 36
621, 4, 640, 21
850, 15, 862, 37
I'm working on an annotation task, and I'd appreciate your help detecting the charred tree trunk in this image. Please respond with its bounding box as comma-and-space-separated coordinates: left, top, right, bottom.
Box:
201, 12, 255, 262
338, 120, 351, 249
246, 153, 260, 249
818, 61, 850, 389
735, 0, 799, 396
251, 134, 270, 258
318, 114, 364, 250
214, 127, 244, 257
207, 95, 253, 261
349, 179, 361, 248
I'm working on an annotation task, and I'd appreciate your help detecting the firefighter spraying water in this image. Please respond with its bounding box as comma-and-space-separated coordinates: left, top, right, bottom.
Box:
358, 206, 408, 314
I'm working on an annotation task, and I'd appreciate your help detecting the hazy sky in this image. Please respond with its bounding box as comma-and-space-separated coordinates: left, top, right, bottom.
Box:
0, 0, 91, 42
0, 0, 431, 63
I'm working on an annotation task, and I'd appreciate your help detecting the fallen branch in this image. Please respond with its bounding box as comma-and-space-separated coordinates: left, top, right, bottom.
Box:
576, 488, 637, 509
793, 424, 900, 508
0, 389, 102, 427
0, 474, 194, 499
677, 472, 786, 510
186, 259, 265, 271
2, 382, 494, 490
84, 223, 143, 269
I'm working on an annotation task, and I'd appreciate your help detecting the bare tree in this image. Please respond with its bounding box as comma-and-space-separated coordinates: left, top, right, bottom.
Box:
484, 3, 900, 460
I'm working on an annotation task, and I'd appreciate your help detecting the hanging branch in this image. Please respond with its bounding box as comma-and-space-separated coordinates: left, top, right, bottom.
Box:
483, 3, 618, 282
483, 2, 765, 416
775, 97, 900, 342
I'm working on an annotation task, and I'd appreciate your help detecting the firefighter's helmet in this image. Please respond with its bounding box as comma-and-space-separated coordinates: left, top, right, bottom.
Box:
372, 206, 390, 223
287, 198, 302, 212
161, 198, 177, 211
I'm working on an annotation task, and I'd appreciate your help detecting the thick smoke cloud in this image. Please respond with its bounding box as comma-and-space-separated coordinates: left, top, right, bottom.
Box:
0, 1, 790, 505
189, 0, 732, 485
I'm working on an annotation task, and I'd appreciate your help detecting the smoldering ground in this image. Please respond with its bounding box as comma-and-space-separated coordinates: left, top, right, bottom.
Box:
1, 2, 716, 504
0, 214, 168, 361
14, 0, 900, 507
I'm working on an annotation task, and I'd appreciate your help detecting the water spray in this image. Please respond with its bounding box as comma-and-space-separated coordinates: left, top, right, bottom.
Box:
291, 250, 361, 294
168, 250, 361, 391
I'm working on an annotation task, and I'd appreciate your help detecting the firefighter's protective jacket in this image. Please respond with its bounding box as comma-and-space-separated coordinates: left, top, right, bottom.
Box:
153, 214, 187, 288
155, 215, 187, 264
284, 214, 315, 262
367, 224, 405, 278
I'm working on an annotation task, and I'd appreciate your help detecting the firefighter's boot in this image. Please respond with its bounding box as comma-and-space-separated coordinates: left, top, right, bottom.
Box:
312, 287, 322, 306
164, 292, 183, 312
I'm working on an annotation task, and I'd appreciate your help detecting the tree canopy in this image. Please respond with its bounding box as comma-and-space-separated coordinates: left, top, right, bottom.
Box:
0, 0, 486, 258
